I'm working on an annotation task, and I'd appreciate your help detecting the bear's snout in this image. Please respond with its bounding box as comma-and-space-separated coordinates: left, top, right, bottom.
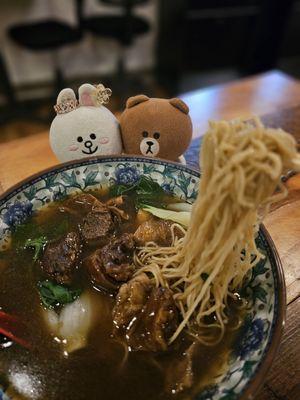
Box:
140, 137, 159, 157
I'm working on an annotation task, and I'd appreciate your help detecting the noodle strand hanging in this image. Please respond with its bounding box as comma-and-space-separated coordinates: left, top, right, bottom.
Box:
135, 118, 300, 345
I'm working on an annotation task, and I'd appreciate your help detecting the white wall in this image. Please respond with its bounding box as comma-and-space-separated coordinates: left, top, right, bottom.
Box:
0, 0, 157, 86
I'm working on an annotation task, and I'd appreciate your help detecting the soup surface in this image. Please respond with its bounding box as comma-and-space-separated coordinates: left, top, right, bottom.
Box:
0, 188, 243, 400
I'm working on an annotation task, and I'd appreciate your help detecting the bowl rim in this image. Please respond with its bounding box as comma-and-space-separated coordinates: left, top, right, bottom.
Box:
0, 154, 286, 400
0, 155, 200, 205
241, 224, 286, 400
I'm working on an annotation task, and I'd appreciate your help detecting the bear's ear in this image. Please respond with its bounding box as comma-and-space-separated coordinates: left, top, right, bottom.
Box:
78, 83, 96, 106
126, 94, 149, 109
56, 88, 76, 104
169, 98, 189, 114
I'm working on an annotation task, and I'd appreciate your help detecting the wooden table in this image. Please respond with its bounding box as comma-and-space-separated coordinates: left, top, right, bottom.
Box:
0, 70, 299, 399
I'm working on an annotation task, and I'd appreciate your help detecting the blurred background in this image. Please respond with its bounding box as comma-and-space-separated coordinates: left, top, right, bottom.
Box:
0, 0, 300, 143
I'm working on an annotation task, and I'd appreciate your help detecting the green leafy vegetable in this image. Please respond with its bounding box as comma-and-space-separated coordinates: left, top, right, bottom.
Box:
135, 176, 165, 195
110, 184, 132, 197
142, 205, 191, 227
110, 176, 167, 208
49, 219, 70, 240
24, 236, 48, 261
135, 176, 166, 208
13, 221, 41, 248
15, 216, 69, 251
38, 280, 82, 309
167, 202, 193, 212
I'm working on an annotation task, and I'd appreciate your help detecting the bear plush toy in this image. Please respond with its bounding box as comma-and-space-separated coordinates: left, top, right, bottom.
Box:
119, 95, 192, 162
50, 83, 122, 162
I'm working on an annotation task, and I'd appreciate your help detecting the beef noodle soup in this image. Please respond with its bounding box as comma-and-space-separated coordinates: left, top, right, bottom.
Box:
1, 118, 298, 400
0, 185, 243, 400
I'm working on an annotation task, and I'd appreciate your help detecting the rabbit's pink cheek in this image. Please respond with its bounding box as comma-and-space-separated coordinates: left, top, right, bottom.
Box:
99, 137, 109, 144
69, 145, 79, 151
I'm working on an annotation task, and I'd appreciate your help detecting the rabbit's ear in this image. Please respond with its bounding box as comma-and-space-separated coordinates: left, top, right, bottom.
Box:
57, 88, 76, 104
78, 83, 96, 106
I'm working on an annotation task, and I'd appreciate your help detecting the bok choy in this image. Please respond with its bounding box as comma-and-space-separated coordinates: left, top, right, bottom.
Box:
38, 281, 82, 309
141, 205, 191, 228
43, 292, 94, 354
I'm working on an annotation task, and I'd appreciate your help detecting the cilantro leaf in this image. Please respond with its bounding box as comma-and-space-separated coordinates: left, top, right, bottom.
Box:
24, 236, 48, 261
38, 280, 82, 309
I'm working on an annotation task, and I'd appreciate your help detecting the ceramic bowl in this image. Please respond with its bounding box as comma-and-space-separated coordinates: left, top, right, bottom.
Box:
0, 156, 285, 400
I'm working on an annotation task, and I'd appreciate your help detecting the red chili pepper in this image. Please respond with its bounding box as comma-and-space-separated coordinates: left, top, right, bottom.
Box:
0, 311, 31, 349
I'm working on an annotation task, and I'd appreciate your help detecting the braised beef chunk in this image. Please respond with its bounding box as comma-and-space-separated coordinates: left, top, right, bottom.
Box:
61, 194, 116, 245
41, 232, 81, 285
80, 206, 114, 245
113, 275, 178, 352
84, 233, 136, 291
164, 342, 198, 394
61, 193, 102, 215
127, 287, 178, 352
113, 273, 153, 330
84, 249, 119, 291
134, 219, 174, 246
101, 233, 135, 281
60, 193, 130, 244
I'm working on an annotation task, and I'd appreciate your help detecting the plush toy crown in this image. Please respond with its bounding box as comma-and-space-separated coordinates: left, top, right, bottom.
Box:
54, 83, 112, 115
54, 98, 78, 114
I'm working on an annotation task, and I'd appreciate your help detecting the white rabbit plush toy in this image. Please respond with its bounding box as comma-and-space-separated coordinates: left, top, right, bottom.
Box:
50, 83, 122, 162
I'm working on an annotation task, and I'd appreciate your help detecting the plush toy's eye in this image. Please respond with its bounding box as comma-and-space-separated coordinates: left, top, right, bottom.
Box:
154, 132, 160, 139
77, 136, 83, 143
142, 131, 148, 138
90, 133, 96, 140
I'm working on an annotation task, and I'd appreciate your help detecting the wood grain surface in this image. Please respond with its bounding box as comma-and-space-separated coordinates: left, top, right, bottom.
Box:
256, 298, 300, 400
265, 175, 300, 305
180, 70, 300, 139
0, 70, 299, 399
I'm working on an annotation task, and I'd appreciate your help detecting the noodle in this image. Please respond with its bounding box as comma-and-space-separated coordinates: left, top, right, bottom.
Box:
135, 118, 300, 345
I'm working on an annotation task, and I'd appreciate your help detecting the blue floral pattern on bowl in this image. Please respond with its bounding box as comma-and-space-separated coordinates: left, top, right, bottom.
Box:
115, 165, 140, 185
235, 317, 266, 359
0, 156, 284, 400
2, 201, 33, 228
0, 389, 10, 400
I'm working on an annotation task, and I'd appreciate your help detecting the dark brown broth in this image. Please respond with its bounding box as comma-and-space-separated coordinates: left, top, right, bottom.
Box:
0, 190, 243, 400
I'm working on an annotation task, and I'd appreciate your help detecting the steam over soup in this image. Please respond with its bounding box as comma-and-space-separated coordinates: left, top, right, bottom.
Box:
0, 186, 244, 400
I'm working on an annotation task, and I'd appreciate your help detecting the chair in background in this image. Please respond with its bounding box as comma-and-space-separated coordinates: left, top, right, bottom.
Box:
241, 0, 294, 74
82, 0, 151, 104
0, 0, 83, 125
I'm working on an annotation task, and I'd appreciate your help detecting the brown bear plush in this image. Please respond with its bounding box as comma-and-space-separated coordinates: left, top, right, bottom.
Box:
119, 95, 193, 162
